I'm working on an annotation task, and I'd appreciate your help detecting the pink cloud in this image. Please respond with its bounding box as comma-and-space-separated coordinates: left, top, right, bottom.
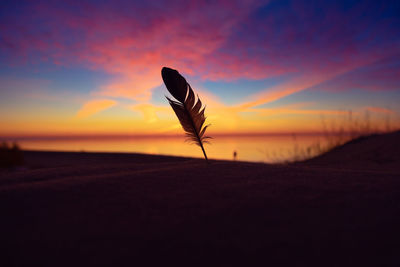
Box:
1, 1, 275, 101
49, 1, 268, 101
1, 0, 399, 107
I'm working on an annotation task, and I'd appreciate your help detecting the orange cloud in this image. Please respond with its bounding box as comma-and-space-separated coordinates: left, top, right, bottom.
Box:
365, 106, 395, 114
131, 103, 171, 123
76, 99, 117, 118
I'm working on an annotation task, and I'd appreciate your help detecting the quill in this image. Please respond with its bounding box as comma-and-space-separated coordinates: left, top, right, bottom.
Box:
161, 67, 211, 162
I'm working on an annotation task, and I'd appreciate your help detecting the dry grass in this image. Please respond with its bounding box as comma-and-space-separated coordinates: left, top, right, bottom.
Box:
261, 110, 399, 163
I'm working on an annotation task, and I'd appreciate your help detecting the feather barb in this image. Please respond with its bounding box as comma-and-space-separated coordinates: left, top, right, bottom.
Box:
162, 67, 211, 162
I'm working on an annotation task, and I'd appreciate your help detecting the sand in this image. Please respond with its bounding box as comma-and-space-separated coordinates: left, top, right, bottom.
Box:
0, 131, 399, 266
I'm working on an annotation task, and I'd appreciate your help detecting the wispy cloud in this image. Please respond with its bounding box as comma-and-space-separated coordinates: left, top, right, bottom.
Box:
3, 0, 398, 104
365, 106, 395, 114
76, 99, 117, 118
0, 1, 269, 102
131, 103, 171, 123
1, 0, 399, 133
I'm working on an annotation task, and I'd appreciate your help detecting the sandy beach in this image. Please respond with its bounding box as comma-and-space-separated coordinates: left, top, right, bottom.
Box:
1, 131, 399, 266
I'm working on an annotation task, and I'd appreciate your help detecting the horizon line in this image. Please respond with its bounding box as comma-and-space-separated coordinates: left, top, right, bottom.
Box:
0, 130, 388, 141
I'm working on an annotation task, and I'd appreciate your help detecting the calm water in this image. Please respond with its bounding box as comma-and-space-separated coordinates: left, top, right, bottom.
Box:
10, 135, 337, 163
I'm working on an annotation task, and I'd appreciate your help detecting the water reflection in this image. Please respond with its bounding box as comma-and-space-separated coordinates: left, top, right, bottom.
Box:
12, 135, 337, 163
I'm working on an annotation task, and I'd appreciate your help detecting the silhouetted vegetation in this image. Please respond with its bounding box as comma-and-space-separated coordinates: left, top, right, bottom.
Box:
0, 142, 24, 168
293, 111, 398, 162
259, 110, 399, 163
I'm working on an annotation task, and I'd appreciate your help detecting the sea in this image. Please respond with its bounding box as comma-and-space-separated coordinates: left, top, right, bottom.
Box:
5, 134, 346, 163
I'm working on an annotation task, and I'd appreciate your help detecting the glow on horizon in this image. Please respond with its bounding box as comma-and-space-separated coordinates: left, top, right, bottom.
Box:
0, 0, 399, 137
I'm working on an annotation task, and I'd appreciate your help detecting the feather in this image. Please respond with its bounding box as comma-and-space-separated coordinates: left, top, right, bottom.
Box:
161, 67, 211, 162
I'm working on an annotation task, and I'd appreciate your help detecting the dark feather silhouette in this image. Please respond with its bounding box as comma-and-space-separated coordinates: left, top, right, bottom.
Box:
161, 67, 211, 161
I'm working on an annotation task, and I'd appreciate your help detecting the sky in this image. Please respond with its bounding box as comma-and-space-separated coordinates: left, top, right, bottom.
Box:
0, 0, 399, 136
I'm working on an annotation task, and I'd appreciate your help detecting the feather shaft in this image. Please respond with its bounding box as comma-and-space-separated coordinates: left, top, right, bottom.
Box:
162, 67, 211, 162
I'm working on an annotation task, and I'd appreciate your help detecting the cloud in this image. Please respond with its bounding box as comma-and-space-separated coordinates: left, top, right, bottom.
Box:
1, 0, 399, 123
76, 99, 117, 118
365, 106, 395, 114
243, 101, 349, 116
0, 0, 269, 102
4, 0, 398, 101
308, 56, 400, 92
131, 103, 171, 123
236, 51, 400, 110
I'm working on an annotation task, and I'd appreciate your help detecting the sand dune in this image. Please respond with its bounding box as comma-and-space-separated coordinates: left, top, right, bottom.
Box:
305, 130, 400, 171
1, 132, 399, 266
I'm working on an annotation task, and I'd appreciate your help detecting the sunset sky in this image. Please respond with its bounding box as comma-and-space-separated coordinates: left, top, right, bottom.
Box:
1, 0, 399, 136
